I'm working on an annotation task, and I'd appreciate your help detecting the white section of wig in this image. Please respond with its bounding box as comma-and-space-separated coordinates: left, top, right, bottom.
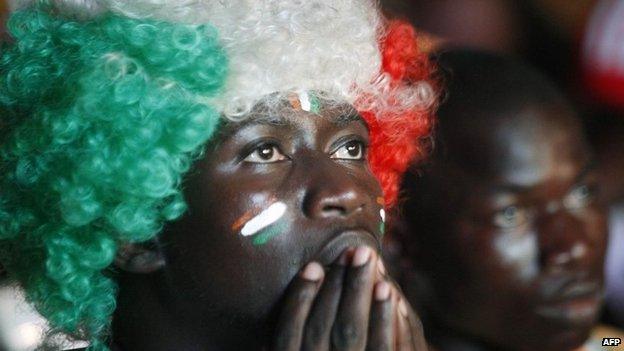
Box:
13, 0, 433, 120
196, 0, 383, 118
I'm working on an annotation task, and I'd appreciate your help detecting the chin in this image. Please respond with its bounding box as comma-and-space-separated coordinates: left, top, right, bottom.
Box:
539, 328, 592, 351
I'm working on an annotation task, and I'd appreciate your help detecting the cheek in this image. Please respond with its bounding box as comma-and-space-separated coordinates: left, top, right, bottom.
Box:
458, 221, 540, 286
580, 207, 608, 263
163, 190, 301, 317
492, 231, 540, 282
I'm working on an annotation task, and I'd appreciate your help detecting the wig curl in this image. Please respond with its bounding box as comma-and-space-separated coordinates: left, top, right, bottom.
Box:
0, 1, 434, 350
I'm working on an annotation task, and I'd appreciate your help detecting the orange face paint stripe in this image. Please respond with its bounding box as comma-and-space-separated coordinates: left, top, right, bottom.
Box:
231, 210, 255, 232
231, 196, 280, 232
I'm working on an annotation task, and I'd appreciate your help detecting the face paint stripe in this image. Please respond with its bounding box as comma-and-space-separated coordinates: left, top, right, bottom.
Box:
288, 93, 302, 110
252, 222, 287, 246
231, 210, 255, 231
309, 94, 320, 114
240, 201, 287, 237
379, 208, 386, 223
297, 91, 312, 112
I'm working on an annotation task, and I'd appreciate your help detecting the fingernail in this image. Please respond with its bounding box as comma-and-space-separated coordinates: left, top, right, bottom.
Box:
375, 281, 391, 301
399, 299, 409, 318
352, 246, 372, 267
377, 259, 386, 276
301, 262, 324, 281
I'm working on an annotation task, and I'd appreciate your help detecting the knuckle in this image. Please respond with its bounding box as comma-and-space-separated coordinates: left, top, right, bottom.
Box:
295, 285, 316, 302
332, 322, 364, 349
349, 272, 368, 287
305, 323, 325, 343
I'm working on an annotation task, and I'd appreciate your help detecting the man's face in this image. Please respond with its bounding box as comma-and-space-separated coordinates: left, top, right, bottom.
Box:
157, 100, 384, 342
417, 105, 607, 351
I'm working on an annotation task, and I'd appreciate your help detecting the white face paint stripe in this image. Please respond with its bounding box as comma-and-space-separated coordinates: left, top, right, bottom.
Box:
297, 91, 311, 112
380, 209, 386, 222
241, 202, 287, 237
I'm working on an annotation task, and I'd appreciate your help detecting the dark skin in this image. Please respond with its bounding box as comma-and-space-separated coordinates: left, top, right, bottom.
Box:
112, 100, 426, 351
400, 103, 607, 351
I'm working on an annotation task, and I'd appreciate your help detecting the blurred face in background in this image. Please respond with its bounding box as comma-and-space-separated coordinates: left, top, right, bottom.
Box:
402, 103, 607, 351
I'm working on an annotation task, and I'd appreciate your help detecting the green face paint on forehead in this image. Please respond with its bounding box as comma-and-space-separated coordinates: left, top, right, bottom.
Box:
307, 92, 321, 114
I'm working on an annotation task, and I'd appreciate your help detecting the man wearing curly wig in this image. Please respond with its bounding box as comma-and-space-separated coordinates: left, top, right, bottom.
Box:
0, 0, 435, 350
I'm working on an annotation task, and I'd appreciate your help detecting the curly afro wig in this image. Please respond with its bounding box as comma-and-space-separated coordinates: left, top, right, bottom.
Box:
0, 1, 435, 349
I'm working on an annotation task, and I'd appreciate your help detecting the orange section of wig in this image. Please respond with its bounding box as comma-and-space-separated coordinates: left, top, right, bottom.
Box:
361, 20, 435, 209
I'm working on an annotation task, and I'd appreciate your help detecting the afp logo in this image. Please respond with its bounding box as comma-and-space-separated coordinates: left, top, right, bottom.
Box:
603, 338, 622, 347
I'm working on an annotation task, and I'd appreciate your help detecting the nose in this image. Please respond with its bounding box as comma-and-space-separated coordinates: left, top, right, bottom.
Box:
299, 154, 370, 220
537, 210, 593, 270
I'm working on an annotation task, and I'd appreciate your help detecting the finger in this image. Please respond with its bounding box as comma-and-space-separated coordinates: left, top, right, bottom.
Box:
403, 299, 428, 351
395, 297, 414, 351
301, 250, 349, 351
273, 262, 324, 351
366, 280, 395, 351
331, 246, 378, 351
376, 258, 387, 281
395, 297, 428, 351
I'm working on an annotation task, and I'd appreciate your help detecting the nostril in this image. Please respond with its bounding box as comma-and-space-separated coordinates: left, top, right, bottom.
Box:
303, 188, 366, 219
321, 205, 347, 218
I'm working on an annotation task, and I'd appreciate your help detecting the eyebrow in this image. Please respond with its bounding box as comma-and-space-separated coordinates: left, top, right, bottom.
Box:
332, 112, 367, 128
488, 161, 597, 194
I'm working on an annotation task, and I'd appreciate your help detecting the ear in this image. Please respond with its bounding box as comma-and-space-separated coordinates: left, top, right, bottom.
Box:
114, 240, 166, 274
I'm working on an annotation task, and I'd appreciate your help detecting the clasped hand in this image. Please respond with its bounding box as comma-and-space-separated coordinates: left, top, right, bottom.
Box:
272, 246, 427, 351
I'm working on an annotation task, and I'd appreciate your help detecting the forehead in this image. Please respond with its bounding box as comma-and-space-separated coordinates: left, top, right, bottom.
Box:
445, 104, 590, 187
219, 97, 367, 136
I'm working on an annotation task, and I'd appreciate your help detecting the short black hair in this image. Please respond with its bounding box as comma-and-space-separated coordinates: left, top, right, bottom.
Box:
435, 48, 568, 125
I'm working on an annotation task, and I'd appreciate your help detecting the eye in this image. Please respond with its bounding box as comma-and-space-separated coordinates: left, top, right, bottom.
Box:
563, 184, 595, 210
492, 206, 531, 229
243, 143, 288, 163
331, 140, 366, 160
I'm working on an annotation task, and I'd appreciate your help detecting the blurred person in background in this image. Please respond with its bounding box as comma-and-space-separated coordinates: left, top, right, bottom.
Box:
396, 49, 622, 351
581, 0, 624, 111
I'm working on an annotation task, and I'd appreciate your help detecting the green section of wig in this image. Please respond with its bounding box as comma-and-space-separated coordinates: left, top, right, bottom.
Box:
0, 5, 228, 350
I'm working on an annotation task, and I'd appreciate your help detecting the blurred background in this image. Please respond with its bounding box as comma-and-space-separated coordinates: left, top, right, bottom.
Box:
0, 0, 623, 350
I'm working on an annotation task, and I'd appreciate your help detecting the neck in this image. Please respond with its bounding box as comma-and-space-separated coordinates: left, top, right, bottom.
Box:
112, 272, 265, 351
